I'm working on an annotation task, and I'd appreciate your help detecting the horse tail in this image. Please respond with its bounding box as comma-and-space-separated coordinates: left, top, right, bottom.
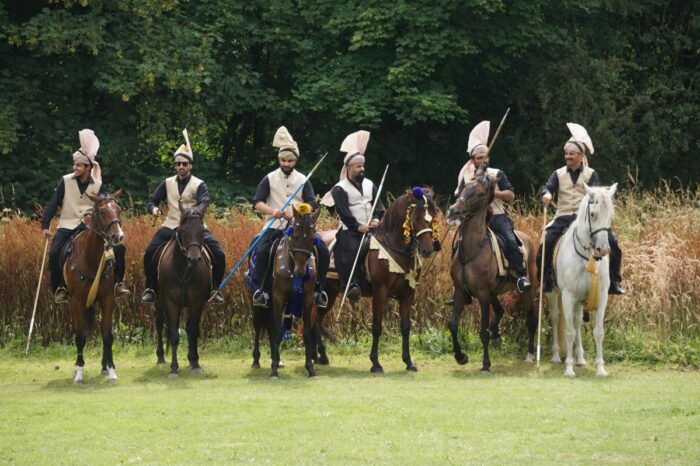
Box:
85, 305, 96, 332
557, 295, 566, 348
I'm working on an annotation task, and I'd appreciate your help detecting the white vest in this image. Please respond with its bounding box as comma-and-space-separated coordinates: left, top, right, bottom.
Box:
264, 168, 306, 229
555, 165, 594, 218
336, 178, 374, 229
57, 173, 102, 230
162, 175, 205, 229
459, 166, 506, 215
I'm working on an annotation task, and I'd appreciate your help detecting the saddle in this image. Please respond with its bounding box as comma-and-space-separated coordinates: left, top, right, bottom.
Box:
323, 230, 371, 291
61, 229, 112, 284
488, 228, 528, 279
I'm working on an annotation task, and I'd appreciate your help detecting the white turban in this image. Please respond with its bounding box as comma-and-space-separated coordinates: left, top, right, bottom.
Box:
455, 121, 490, 195
320, 130, 371, 207
174, 144, 193, 162
72, 129, 101, 182
272, 126, 300, 160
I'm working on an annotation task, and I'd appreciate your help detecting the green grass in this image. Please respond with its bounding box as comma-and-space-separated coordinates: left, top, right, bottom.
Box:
1, 342, 699, 465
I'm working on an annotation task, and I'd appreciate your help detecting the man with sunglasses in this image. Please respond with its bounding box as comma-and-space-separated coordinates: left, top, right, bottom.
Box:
41, 129, 129, 303
141, 141, 226, 304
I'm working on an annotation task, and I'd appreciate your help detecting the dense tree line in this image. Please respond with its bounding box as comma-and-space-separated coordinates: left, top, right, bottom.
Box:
1, 0, 697, 214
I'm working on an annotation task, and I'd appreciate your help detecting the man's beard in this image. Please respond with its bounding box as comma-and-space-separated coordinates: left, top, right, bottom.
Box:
281, 166, 294, 176
353, 172, 365, 183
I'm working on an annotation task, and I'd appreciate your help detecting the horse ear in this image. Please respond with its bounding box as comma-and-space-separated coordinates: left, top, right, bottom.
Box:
312, 207, 322, 223
86, 192, 96, 202
608, 183, 618, 197
113, 188, 123, 199
584, 183, 593, 195
292, 205, 298, 218
196, 203, 207, 216
178, 200, 184, 213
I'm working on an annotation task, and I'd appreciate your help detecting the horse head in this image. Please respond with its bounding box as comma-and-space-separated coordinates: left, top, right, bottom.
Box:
580, 183, 617, 258
289, 204, 321, 278
405, 187, 440, 258
447, 174, 492, 225
177, 201, 206, 268
86, 189, 124, 246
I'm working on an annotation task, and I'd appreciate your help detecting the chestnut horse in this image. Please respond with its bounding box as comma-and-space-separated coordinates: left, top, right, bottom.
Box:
252, 205, 321, 378
155, 204, 211, 377
316, 188, 439, 372
64, 190, 124, 383
446, 170, 537, 373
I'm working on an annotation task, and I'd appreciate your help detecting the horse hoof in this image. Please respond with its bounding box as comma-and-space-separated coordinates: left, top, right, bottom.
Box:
74, 379, 84, 384
575, 361, 587, 367
525, 353, 535, 363
101, 369, 109, 376
108, 377, 119, 384
278, 360, 285, 369
251, 361, 261, 369
551, 357, 562, 364
406, 364, 418, 372
480, 368, 492, 375
168, 372, 179, 379
564, 369, 576, 378
317, 355, 330, 365
191, 367, 203, 374
270, 375, 279, 380
596, 366, 608, 377
491, 337, 502, 349
156, 359, 166, 365
370, 365, 384, 373
455, 353, 468, 365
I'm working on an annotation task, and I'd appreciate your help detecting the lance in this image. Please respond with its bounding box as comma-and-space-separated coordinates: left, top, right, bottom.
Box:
336, 164, 389, 314
218, 152, 328, 291
536, 203, 549, 373
25, 237, 50, 354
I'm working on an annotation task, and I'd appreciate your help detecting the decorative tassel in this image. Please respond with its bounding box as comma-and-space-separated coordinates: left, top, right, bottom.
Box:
585, 255, 600, 312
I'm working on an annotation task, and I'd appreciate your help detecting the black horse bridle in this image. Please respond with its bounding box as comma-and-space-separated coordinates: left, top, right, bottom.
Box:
288, 216, 316, 260
174, 210, 205, 284
85, 196, 122, 246
573, 198, 612, 261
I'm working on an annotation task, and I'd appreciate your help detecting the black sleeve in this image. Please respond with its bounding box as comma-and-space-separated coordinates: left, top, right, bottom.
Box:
331, 186, 360, 231
146, 181, 167, 215
588, 170, 601, 187
196, 182, 210, 210
541, 170, 559, 197
302, 180, 318, 209
41, 178, 65, 230
371, 183, 385, 221
496, 171, 514, 193
252, 176, 270, 208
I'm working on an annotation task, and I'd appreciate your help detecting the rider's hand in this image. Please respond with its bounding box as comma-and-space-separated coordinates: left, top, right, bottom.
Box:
283, 209, 293, 220
358, 225, 370, 234
41, 229, 52, 240
273, 209, 284, 219
541, 193, 552, 206
152, 207, 161, 217
369, 219, 380, 228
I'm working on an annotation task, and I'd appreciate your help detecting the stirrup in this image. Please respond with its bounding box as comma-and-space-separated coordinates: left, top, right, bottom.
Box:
114, 282, 131, 298
347, 284, 361, 303
141, 288, 157, 304
208, 289, 224, 305
608, 281, 625, 295
516, 277, 531, 293
54, 286, 69, 304
253, 289, 270, 308
315, 290, 329, 309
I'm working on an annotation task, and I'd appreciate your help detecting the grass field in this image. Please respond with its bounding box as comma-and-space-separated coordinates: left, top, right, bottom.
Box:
1, 342, 699, 465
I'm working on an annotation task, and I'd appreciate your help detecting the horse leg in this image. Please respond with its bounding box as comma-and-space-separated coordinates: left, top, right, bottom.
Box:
69, 299, 87, 384
593, 293, 610, 377
187, 308, 203, 373
547, 292, 562, 363
155, 303, 166, 365
489, 296, 504, 349
251, 306, 263, 369
524, 295, 537, 363
561, 291, 577, 377
478, 298, 492, 373
269, 295, 284, 379
166, 303, 181, 377
369, 288, 386, 373
314, 308, 329, 365
100, 298, 118, 382
303, 298, 317, 378
448, 288, 468, 365
573, 303, 586, 367
400, 294, 417, 372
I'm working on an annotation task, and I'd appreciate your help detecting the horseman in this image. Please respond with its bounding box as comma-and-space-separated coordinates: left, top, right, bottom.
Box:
326, 130, 385, 302
251, 126, 330, 309
538, 123, 624, 295
41, 129, 129, 304
455, 121, 531, 294
141, 136, 226, 304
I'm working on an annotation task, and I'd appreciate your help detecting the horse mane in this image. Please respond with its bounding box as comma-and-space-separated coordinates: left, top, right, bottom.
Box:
376, 188, 436, 236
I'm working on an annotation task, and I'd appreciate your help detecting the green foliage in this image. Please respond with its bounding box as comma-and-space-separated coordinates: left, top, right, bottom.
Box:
0, 0, 698, 214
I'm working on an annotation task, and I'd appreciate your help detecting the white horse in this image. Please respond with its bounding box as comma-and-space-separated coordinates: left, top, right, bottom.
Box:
547, 183, 617, 377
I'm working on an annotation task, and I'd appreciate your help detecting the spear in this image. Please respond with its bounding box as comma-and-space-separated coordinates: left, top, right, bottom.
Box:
218, 152, 328, 291
336, 164, 389, 314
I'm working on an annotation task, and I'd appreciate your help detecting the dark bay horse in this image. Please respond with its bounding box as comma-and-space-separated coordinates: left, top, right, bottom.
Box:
252, 205, 321, 378
64, 190, 124, 383
155, 203, 211, 377
446, 169, 537, 373
317, 188, 439, 373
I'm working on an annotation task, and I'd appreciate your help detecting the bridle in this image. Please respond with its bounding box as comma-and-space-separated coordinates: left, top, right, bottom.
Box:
85, 196, 122, 246
174, 210, 204, 284
573, 198, 612, 261
288, 216, 316, 261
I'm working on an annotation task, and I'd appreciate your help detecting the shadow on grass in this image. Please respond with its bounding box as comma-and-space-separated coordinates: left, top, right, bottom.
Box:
131, 363, 219, 387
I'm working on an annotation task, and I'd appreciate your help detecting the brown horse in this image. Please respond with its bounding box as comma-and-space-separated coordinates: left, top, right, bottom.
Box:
64, 190, 124, 383
253, 205, 321, 378
446, 169, 537, 373
155, 203, 211, 377
317, 188, 439, 372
